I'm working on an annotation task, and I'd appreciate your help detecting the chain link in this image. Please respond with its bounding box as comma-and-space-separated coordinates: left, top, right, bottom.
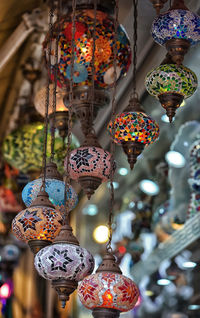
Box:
64, 0, 77, 223
106, 0, 119, 253
41, 4, 54, 190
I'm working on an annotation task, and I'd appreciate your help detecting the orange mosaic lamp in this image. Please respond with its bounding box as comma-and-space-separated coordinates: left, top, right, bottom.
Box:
108, 97, 159, 169
78, 253, 139, 318
12, 190, 63, 254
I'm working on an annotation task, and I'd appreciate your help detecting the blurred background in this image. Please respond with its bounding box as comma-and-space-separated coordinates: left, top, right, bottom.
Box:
0, 0, 200, 317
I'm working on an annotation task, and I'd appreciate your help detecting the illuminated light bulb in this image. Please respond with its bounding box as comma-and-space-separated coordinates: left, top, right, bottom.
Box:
0, 283, 11, 299
139, 179, 160, 196
165, 151, 186, 168
93, 225, 109, 244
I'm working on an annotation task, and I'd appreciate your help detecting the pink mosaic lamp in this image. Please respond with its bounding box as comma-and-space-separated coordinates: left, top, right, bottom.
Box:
65, 132, 115, 199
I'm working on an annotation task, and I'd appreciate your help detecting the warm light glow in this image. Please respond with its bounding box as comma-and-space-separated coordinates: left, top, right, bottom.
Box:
145, 290, 154, 297
139, 179, 159, 196
0, 283, 11, 299
93, 225, 109, 244
165, 151, 186, 168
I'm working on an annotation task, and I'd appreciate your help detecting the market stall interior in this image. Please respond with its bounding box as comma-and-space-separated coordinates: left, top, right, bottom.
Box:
0, 0, 200, 317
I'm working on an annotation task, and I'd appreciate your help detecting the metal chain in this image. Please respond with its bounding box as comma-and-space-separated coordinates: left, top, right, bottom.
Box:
131, 0, 138, 98
50, 0, 61, 161
90, 0, 97, 131
41, 5, 54, 190
106, 0, 119, 253
64, 0, 77, 223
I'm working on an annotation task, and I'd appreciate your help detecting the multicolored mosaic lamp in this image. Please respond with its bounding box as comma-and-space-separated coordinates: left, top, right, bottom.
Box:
65, 132, 114, 199
12, 190, 63, 254
145, 63, 198, 122
22, 162, 78, 217
34, 84, 70, 138
108, 96, 159, 169
78, 253, 139, 318
34, 220, 94, 308
44, 1, 131, 135
151, 0, 200, 64
2, 122, 79, 174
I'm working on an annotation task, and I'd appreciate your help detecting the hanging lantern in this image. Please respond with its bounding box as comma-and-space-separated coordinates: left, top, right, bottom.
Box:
65, 132, 115, 199
108, 97, 159, 169
145, 64, 198, 122
0, 186, 22, 214
44, 1, 131, 134
151, 0, 200, 64
12, 191, 63, 254
78, 253, 139, 318
34, 84, 70, 138
22, 162, 78, 217
2, 122, 79, 174
34, 221, 94, 308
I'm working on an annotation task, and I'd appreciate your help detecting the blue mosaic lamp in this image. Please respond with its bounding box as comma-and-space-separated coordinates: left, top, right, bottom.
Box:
151, 0, 200, 64
22, 162, 78, 217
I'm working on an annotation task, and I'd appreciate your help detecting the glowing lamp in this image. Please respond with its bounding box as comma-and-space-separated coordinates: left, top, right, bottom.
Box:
0, 283, 12, 299
78, 253, 139, 318
145, 64, 197, 122
12, 191, 63, 254
108, 97, 159, 169
34, 84, 69, 138
151, 0, 200, 64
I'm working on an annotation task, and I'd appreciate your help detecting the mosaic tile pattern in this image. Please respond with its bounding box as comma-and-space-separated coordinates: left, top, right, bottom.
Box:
108, 112, 159, 145
152, 9, 200, 46
0, 186, 22, 213
2, 123, 79, 174
78, 272, 139, 312
65, 146, 114, 182
145, 64, 198, 98
22, 179, 78, 216
44, 9, 131, 88
12, 206, 63, 243
34, 243, 94, 281
188, 141, 200, 218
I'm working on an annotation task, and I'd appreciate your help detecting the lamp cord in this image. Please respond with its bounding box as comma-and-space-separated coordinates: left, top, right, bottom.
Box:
131, 0, 138, 98
106, 0, 119, 253
64, 0, 77, 223
41, 5, 54, 190
50, 0, 61, 162
90, 0, 97, 132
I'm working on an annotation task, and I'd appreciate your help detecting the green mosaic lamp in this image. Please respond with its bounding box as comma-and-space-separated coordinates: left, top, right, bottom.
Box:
145, 63, 198, 122
2, 122, 79, 174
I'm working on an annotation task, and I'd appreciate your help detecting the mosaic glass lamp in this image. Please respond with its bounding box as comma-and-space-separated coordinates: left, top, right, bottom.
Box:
34, 221, 94, 308
12, 191, 63, 254
65, 132, 114, 199
44, 2, 131, 136
2, 122, 79, 174
151, 0, 200, 64
108, 97, 159, 169
22, 162, 78, 217
44, 6, 131, 89
34, 84, 69, 138
78, 253, 139, 318
145, 63, 198, 122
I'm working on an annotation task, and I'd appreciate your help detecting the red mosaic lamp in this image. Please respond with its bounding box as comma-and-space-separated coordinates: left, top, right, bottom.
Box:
12, 190, 63, 254
65, 132, 114, 199
78, 253, 139, 318
108, 96, 159, 169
